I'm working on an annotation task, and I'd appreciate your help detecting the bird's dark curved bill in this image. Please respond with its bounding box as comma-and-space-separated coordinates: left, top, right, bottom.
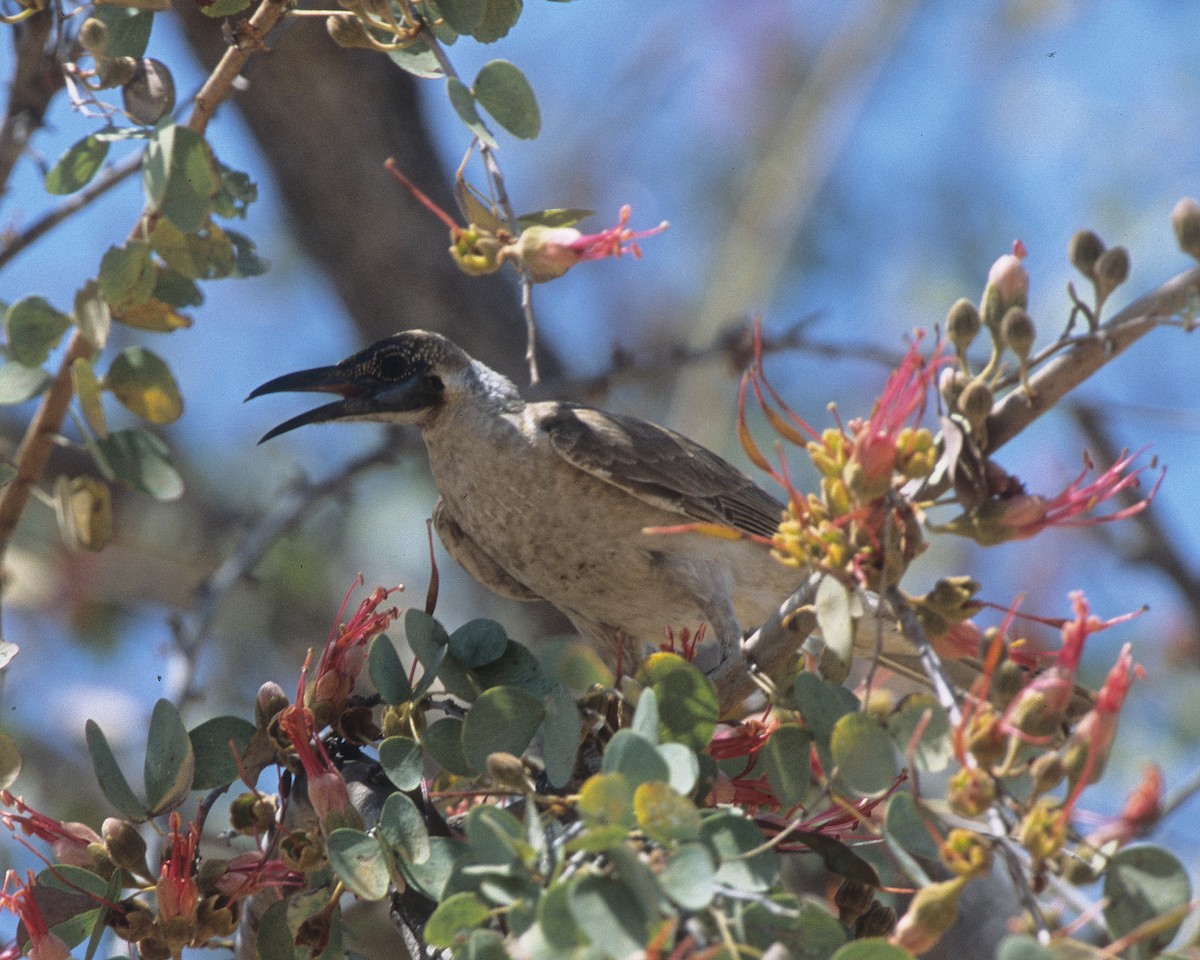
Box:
257, 400, 354, 443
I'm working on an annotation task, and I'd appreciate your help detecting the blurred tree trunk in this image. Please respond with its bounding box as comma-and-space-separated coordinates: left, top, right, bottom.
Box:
173, 7, 559, 383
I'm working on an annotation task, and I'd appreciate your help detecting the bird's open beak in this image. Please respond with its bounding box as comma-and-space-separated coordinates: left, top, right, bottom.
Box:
247, 364, 371, 443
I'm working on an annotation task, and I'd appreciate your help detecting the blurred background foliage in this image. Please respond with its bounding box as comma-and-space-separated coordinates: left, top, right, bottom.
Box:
2, 0, 1200, 891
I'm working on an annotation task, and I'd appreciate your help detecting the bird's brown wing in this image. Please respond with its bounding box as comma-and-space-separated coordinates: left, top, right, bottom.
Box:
432, 498, 543, 602
538, 403, 784, 539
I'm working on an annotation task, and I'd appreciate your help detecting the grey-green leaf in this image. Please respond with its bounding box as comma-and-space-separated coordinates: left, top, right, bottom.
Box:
461, 685, 545, 772
369, 633, 413, 705
0, 359, 50, 404
541, 684, 581, 789
1102, 845, 1191, 957
379, 736, 424, 792
474, 60, 540, 139
189, 715, 256, 790
326, 828, 390, 901
95, 428, 184, 501
45, 135, 110, 195
378, 790, 431, 864
6, 297, 71, 366
144, 698, 195, 815
85, 719, 148, 821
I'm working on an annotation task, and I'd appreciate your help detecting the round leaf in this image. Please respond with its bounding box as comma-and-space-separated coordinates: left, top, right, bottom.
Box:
142, 124, 219, 232
637, 653, 718, 750
829, 941, 915, 960
446, 76, 497, 149
5, 297, 71, 366
656, 742, 699, 797
368, 634, 413, 705
760, 723, 814, 807
425, 892, 491, 948
474, 60, 541, 139
379, 736, 423, 791
90, 7, 152, 58
659, 843, 715, 910
378, 790, 431, 865
423, 716, 473, 776
45, 135, 110, 195
472, 0, 522, 42
887, 694, 952, 772
815, 574, 854, 666
461, 685, 546, 773
568, 875, 650, 960
831, 711, 897, 797
577, 772, 634, 829
104, 346, 183, 424
601, 730, 668, 788
1103, 845, 1191, 953
95, 428, 184, 501
436, 0, 484, 35
884, 792, 943, 860
449, 618, 508, 667
0, 730, 22, 790
0, 359, 50, 404
399, 836, 460, 902
144, 698, 195, 815
98, 242, 155, 311
326, 828, 389, 901
541, 684, 581, 789
74, 279, 111, 351
188, 715, 255, 790
633, 781, 700, 844
701, 811, 777, 893
71, 357, 107, 439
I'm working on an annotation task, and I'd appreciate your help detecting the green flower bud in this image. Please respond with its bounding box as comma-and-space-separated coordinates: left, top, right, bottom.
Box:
1000, 307, 1035, 362
1068, 229, 1105, 279
1029, 751, 1065, 800
1094, 245, 1130, 300
97, 55, 138, 89
1171, 197, 1200, 261
957, 379, 993, 432
941, 828, 994, 878
79, 17, 109, 56
102, 818, 149, 874
946, 298, 981, 356
891, 877, 966, 955
255, 681, 288, 729
326, 13, 378, 49
948, 766, 996, 817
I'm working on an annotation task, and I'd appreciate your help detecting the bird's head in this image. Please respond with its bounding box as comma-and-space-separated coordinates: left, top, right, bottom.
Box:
247, 330, 510, 442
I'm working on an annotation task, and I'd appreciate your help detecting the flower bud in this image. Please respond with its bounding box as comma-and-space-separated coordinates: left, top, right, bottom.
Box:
79, 17, 109, 56
97, 55, 138, 89
1094, 245, 1130, 300
957, 379, 993, 432
325, 14, 378, 49
1018, 796, 1065, 864
486, 752, 535, 794
256, 681, 288, 729
1000, 307, 1035, 362
834, 878, 876, 924
990, 657, 1027, 710
123, 58, 175, 126
55, 475, 111, 552
1029, 751, 1065, 800
946, 298, 981, 356
450, 228, 503, 276
110, 897, 155, 942
948, 766, 996, 817
1171, 197, 1200, 261
940, 828, 994, 878
103, 818, 149, 874
1068, 229, 1105, 279
890, 877, 966, 955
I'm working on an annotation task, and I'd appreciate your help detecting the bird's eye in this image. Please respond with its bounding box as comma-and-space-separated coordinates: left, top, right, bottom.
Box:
376, 352, 408, 381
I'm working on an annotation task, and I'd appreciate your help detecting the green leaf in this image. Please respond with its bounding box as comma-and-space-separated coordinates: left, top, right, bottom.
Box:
256, 899, 297, 960
462, 685, 545, 772
577, 773, 634, 830
537, 882, 585, 948
74, 280, 111, 350
436, 0, 484, 34
541, 684, 581, 789
142, 124, 220, 232
884, 792, 942, 860
794, 670, 859, 771
569, 875, 650, 960
199, 0, 250, 17
144, 698, 194, 815
425, 892, 491, 948
0, 359, 50, 404
601, 730, 668, 788
659, 843, 715, 910
95, 428, 184, 500
760, 723, 813, 807
446, 77, 497, 149
90, 7, 152, 58
369, 634, 413, 705
153, 269, 204, 309
6, 296, 71, 366
213, 163, 257, 219
638, 654, 718, 750
656, 742, 699, 797
98, 242, 155, 311
887, 694, 952, 772
72, 358, 105, 441
815, 574, 853, 668
150, 218, 235, 280
379, 736, 423, 791
188, 715, 256, 790
701, 810, 777, 892
474, 60, 540, 139
113, 297, 192, 332
423, 716, 473, 776
228, 228, 270, 277
388, 35, 443, 78
471, 637, 554, 697
399, 835, 460, 902
473, 0, 521, 42
0, 730, 21, 790
104, 346, 183, 424
630, 686, 660, 743
633, 781, 700, 844
326, 828, 390, 901
449, 618, 509, 668
1102, 845, 1191, 957
829, 941, 915, 960
831, 711, 897, 797
378, 790, 431, 864
45, 135, 110, 195
85, 719, 148, 820
793, 830, 880, 885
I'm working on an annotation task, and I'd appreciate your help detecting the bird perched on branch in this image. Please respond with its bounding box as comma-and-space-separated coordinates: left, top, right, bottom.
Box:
248, 331, 960, 690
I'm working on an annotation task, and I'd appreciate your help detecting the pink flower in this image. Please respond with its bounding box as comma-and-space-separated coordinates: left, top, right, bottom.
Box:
211, 852, 302, 900
0, 871, 70, 960
1085, 765, 1163, 850
985, 239, 1029, 309
515, 206, 669, 282
156, 813, 200, 925
311, 577, 401, 715
1, 791, 101, 868
278, 694, 350, 826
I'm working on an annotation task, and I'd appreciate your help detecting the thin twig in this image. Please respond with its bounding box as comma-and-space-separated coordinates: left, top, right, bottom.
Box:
169, 442, 400, 709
